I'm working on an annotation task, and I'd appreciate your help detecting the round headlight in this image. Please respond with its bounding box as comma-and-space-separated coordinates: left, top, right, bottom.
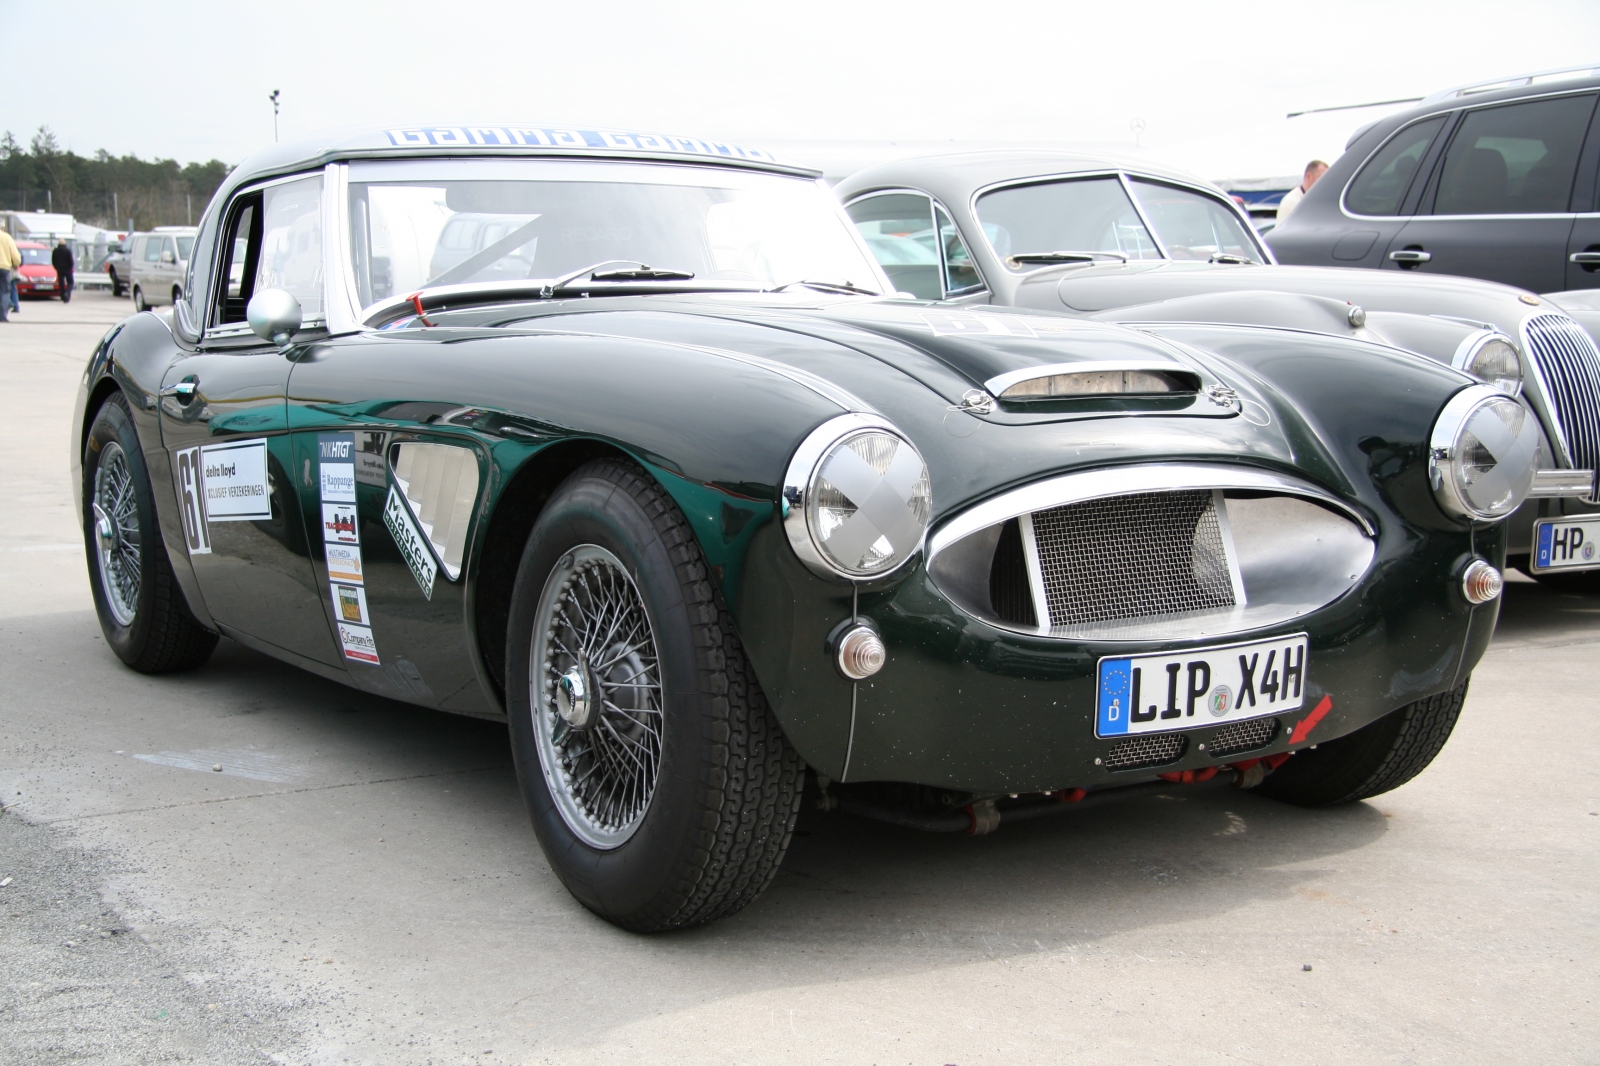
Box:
783, 414, 931, 580
1456, 333, 1522, 397
1429, 386, 1539, 522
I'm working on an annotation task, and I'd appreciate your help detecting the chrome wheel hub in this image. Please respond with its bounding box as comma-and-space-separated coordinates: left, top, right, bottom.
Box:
93, 442, 141, 627
530, 545, 663, 849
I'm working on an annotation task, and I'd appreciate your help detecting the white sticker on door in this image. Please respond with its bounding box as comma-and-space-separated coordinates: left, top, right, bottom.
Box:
330, 581, 371, 626
384, 486, 437, 599
325, 543, 364, 584
321, 502, 360, 544
198, 438, 272, 521
337, 622, 380, 665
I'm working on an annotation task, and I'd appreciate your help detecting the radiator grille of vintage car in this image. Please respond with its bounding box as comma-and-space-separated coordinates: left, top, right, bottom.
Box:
927, 466, 1377, 643
1523, 313, 1600, 498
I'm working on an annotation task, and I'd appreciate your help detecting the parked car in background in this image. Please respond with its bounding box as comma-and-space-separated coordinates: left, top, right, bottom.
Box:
76, 124, 1547, 931
1268, 64, 1600, 295
105, 238, 133, 296
13, 241, 61, 298
836, 149, 1600, 588
129, 226, 198, 311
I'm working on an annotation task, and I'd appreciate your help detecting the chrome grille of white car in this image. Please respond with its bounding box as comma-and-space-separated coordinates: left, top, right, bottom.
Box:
1029, 490, 1236, 627
1523, 313, 1600, 499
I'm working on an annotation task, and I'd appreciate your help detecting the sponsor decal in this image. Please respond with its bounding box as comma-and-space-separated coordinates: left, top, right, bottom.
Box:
330, 581, 371, 626
197, 439, 272, 521
382, 126, 775, 162
920, 311, 1038, 338
174, 446, 211, 555
319, 463, 356, 502
337, 622, 380, 665
384, 486, 437, 599
321, 502, 360, 545
325, 543, 364, 584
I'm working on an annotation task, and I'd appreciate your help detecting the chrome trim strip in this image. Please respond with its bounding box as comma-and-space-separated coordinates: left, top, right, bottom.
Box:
1519, 314, 1578, 469
1529, 469, 1598, 497
1213, 489, 1249, 606
323, 163, 361, 336
927, 464, 1376, 563
678, 343, 875, 414
984, 358, 1185, 398
1117, 171, 1171, 260
1017, 511, 1050, 635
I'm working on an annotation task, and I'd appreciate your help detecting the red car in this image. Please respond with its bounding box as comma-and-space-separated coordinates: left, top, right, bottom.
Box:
14, 241, 62, 298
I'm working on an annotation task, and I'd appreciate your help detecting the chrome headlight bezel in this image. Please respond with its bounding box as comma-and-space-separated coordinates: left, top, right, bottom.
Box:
1429, 384, 1539, 522
782, 413, 932, 581
1452, 330, 1522, 397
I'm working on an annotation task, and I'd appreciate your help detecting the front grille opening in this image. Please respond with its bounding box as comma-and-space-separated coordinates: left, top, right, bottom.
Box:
1208, 716, 1280, 758
1103, 733, 1188, 771
988, 517, 1036, 627
1031, 489, 1236, 628
1525, 314, 1600, 493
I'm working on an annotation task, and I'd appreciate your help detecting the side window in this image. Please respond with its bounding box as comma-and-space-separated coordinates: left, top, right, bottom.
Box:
1431, 94, 1597, 215
212, 195, 263, 325
161, 238, 178, 262
844, 192, 942, 300
1128, 179, 1262, 262
256, 176, 324, 317
934, 205, 983, 294
1345, 117, 1446, 216
142, 237, 163, 262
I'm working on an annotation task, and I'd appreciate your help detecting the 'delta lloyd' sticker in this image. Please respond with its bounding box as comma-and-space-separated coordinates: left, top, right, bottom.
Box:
384, 485, 437, 599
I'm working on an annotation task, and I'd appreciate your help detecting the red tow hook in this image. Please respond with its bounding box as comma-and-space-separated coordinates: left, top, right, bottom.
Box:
407, 291, 436, 327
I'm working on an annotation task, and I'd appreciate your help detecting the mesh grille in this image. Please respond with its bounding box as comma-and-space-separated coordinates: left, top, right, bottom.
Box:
1524, 314, 1600, 495
1102, 733, 1187, 771
1031, 490, 1235, 628
1208, 716, 1280, 758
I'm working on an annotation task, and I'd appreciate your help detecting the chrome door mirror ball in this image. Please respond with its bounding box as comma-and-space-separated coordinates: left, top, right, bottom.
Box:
247, 288, 303, 348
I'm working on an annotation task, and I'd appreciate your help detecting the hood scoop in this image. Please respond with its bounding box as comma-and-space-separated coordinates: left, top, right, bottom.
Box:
986, 360, 1201, 402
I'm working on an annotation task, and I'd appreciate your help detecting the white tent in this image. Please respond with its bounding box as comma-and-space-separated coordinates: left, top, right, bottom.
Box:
3, 210, 76, 243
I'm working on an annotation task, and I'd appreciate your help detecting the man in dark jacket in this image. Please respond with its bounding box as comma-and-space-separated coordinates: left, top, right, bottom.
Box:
51, 240, 74, 303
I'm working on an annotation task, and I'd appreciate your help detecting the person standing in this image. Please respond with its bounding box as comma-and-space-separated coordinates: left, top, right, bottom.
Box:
1276, 159, 1329, 227
0, 228, 19, 322
51, 239, 75, 303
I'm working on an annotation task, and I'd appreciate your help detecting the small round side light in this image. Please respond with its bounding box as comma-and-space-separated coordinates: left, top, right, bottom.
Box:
1460, 559, 1503, 605
835, 625, 886, 680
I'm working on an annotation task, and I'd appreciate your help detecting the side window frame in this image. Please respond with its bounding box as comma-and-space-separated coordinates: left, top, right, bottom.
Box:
209, 190, 265, 333
1416, 92, 1598, 217
844, 188, 943, 300
1340, 114, 1455, 219
933, 202, 986, 297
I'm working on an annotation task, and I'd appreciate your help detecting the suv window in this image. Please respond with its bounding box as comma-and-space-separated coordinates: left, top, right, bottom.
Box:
845, 192, 942, 300
1431, 93, 1597, 215
1345, 117, 1445, 216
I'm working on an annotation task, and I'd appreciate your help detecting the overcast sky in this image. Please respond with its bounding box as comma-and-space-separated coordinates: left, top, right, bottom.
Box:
7, 0, 1599, 182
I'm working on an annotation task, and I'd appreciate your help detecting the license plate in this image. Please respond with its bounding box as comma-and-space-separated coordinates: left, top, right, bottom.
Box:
1096, 634, 1308, 738
1532, 515, 1600, 572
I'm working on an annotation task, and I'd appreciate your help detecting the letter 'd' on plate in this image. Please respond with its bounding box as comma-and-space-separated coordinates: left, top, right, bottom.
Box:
1096, 634, 1308, 738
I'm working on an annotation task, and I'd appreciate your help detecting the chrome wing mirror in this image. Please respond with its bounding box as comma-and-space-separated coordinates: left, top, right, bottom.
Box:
247, 288, 302, 349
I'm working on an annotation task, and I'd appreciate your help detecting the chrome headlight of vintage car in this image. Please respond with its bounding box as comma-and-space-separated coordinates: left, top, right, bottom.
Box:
1453, 331, 1522, 397
783, 413, 932, 580
1429, 385, 1539, 522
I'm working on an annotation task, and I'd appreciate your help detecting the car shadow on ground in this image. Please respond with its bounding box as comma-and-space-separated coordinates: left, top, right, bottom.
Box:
1493, 574, 1600, 644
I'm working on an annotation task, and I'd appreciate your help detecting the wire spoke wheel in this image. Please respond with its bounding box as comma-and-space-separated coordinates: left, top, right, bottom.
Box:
530, 544, 663, 849
93, 441, 143, 627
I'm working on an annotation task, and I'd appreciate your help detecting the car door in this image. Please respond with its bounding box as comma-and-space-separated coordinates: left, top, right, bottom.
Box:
1563, 97, 1600, 290
1386, 92, 1596, 293
159, 173, 344, 669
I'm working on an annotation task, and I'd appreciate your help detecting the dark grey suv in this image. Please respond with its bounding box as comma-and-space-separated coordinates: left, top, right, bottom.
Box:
1269, 65, 1600, 294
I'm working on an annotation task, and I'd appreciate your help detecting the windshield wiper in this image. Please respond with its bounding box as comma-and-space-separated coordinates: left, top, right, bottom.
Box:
1006, 251, 1129, 265
589, 266, 696, 281
766, 278, 880, 296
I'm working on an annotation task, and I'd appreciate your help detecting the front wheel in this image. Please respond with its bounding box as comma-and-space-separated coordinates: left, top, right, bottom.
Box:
1252, 681, 1467, 807
505, 458, 803, 931
132, 286, 147, 312
110, 271, 125, 297
83, 392, 218, 672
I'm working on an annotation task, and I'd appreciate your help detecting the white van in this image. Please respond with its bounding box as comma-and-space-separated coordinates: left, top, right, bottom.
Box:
129, 226, 198, 311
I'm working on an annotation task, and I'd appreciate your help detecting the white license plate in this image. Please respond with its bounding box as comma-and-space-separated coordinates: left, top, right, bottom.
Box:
1096, 634, 1308, 738
1532, 515, 1600, 572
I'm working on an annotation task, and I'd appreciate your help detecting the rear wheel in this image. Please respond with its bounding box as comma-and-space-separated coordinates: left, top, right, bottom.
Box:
505, 457, 803, 931
83, 392, 218, 673
132, 286, 147, 312
1252, 681, 1467, 807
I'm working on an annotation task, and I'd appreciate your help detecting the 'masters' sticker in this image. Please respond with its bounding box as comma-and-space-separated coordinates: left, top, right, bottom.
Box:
384, 486, 436, 599
337, 622, 380, 664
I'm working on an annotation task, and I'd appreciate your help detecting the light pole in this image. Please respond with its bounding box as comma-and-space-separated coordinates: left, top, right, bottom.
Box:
270, 90, 281, 143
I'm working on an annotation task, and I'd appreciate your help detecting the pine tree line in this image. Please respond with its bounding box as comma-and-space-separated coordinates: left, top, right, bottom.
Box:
0, 127, 231, 230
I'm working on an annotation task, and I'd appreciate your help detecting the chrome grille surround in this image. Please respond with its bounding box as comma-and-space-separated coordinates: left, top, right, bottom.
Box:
1028, 489, 1237, 627
1522, 313, 1600, 502
1103, 733, 1187, 771
1208, 716, 1280, 758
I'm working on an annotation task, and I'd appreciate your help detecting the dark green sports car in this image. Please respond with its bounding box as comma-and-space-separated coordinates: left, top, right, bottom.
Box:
74, 127, 1541, 930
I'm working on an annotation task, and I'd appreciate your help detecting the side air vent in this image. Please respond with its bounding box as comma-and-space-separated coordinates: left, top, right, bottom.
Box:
1208, 717, 1280, 758
1103, 733, 1187, 771
390, 442, 480, 580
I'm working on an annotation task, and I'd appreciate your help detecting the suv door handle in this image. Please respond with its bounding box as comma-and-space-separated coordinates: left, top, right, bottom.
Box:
1569, 252, 1600, 264
1389, 249, 1432, 263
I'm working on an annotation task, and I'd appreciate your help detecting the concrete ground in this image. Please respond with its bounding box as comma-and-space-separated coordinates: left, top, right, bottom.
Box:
1, 291, 1596, 1065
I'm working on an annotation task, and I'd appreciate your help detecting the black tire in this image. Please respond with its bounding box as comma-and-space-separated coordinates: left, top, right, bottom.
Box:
1253, 681, 1467, 807
132, 286, 147, 312
83, 392, 218, 673
1523, 567, 1600, 594
110, 271, 125, 297
171, 286, 182, 305
505, 457, 803, 931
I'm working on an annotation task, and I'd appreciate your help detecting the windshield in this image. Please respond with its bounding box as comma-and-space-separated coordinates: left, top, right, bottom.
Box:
19, 248, 50, 265
346, 159, 880, 308
975, 175, 1262, 269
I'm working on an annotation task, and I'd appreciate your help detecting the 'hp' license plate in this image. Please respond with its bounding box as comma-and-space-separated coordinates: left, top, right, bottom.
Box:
1096, 634, 1308, 738
1532, 515, 1600, 572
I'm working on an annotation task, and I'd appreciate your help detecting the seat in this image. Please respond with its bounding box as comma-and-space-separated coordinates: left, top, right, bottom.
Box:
1438, 148, 1508, 215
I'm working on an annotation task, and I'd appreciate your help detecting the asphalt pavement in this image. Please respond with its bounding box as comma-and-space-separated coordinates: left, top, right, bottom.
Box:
1, 291, 1596, 1065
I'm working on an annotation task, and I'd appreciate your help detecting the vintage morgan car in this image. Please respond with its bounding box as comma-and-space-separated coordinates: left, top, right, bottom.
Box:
837, 151, 1600, 590
76, 127, 1547, 930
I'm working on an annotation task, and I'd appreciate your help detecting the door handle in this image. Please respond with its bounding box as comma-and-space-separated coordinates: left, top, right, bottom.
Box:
160, 379, 198, 403
1569, 252, 1600, 265
1389, 249, 1432, 263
